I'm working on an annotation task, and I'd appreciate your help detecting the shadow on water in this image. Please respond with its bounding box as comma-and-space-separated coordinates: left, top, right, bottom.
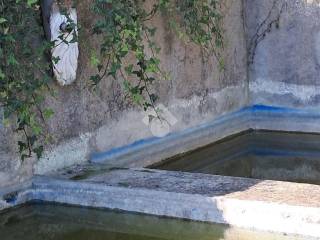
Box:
150, 130, 320, 185
0, 203, 304, 240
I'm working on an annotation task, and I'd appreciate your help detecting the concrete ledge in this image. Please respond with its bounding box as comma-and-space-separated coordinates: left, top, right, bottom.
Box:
1, 168, 320, 238
90, 105, 320, 167
0, 180, 33, 211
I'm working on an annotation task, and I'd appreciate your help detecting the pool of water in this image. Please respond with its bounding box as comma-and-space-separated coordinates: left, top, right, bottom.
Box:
0, 204, 310, 240
151, 130, 320, 185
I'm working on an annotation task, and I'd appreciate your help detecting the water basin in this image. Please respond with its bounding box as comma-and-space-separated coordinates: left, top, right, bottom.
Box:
151, 130, 320, 185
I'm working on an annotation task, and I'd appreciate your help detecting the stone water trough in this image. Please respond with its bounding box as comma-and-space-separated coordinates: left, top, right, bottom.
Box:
1, 105, 320, 239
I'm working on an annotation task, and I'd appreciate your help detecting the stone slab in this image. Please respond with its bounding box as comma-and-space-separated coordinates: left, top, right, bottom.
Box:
33, 169, 320, 238
1, 168, 319, 238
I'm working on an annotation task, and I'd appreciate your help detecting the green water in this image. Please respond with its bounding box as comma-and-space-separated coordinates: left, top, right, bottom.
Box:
0, 204, 307, 240
152, 130, 320, 185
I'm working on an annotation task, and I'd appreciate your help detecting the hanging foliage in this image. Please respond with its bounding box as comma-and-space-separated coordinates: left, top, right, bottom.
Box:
0, 0, 53, 160
0, 0, 223, 160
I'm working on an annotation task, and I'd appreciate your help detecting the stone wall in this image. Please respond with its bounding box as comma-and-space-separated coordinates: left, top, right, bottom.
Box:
2, 0, 320, 189
245, 0, 320, 109
0, 0, 248, 186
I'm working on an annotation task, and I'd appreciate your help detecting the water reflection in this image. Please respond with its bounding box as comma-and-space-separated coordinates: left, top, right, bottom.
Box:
0, 204, 308, 240
152, 130, 320, 185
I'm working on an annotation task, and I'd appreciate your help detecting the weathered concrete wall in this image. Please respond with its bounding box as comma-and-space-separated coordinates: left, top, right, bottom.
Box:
245, 0, 320, 109
0, 0, 248, 186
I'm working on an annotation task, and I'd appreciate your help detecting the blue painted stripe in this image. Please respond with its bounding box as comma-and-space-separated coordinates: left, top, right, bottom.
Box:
251, 104, 320, 117
90, 106, 250, 163
91, 105, 320, 164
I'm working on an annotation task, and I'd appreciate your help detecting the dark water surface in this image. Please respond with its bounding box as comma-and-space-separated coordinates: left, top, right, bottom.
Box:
152, 130, 320, 185
0, 204, 308, 240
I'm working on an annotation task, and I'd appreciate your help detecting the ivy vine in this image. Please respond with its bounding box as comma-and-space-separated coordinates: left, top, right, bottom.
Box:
0, 0, 53, 160
91, 0, 224, 109
0, 0, 223, 160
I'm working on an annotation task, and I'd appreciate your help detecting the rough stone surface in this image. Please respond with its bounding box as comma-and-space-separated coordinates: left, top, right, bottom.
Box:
246, 0, 320, 108
85, 168, 320, 208
2, 0, 320, 212
0, 0, 248, 186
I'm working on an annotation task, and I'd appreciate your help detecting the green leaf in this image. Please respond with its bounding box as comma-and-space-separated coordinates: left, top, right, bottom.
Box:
0, 69, 5, 79
90, 74, 102, 85
33, 146, 44, 159
8, 54, 18, 65
132, 93, 143, 105
0, 18, 7, 24
18, 141, 27, 153
52, 56, 60, 64
125, 64, 134, 74
43, 109, 54, 119
90, 52, 100, 67
27, 0, 38, 7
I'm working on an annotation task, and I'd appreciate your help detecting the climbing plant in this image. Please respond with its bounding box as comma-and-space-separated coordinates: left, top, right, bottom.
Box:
0, 0, 54, 160
169, 0, 224, 62
91, 0, 224, 109
0, 0, 223, 160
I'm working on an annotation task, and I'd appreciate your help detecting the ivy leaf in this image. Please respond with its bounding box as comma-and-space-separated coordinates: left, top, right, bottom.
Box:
27, 0, 38, 7
0, 18, 7, 24
28, 135, 37, 146
90, 74, 102, 85
69, 31, 78, 43
108, 62, 121, 78
52, 56, 60, 64
33, 146, 44, 159
120, 44, 129, 56
90, 53, 100, 67
8, 54, 18, 65
0, 69, 5, 79
150, 94, 158, 103
43, 108, 54, 120
125, 64, 134, 74
132, 93, 143, 105
18, 141, 27, 153
123, 80, 132, 91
